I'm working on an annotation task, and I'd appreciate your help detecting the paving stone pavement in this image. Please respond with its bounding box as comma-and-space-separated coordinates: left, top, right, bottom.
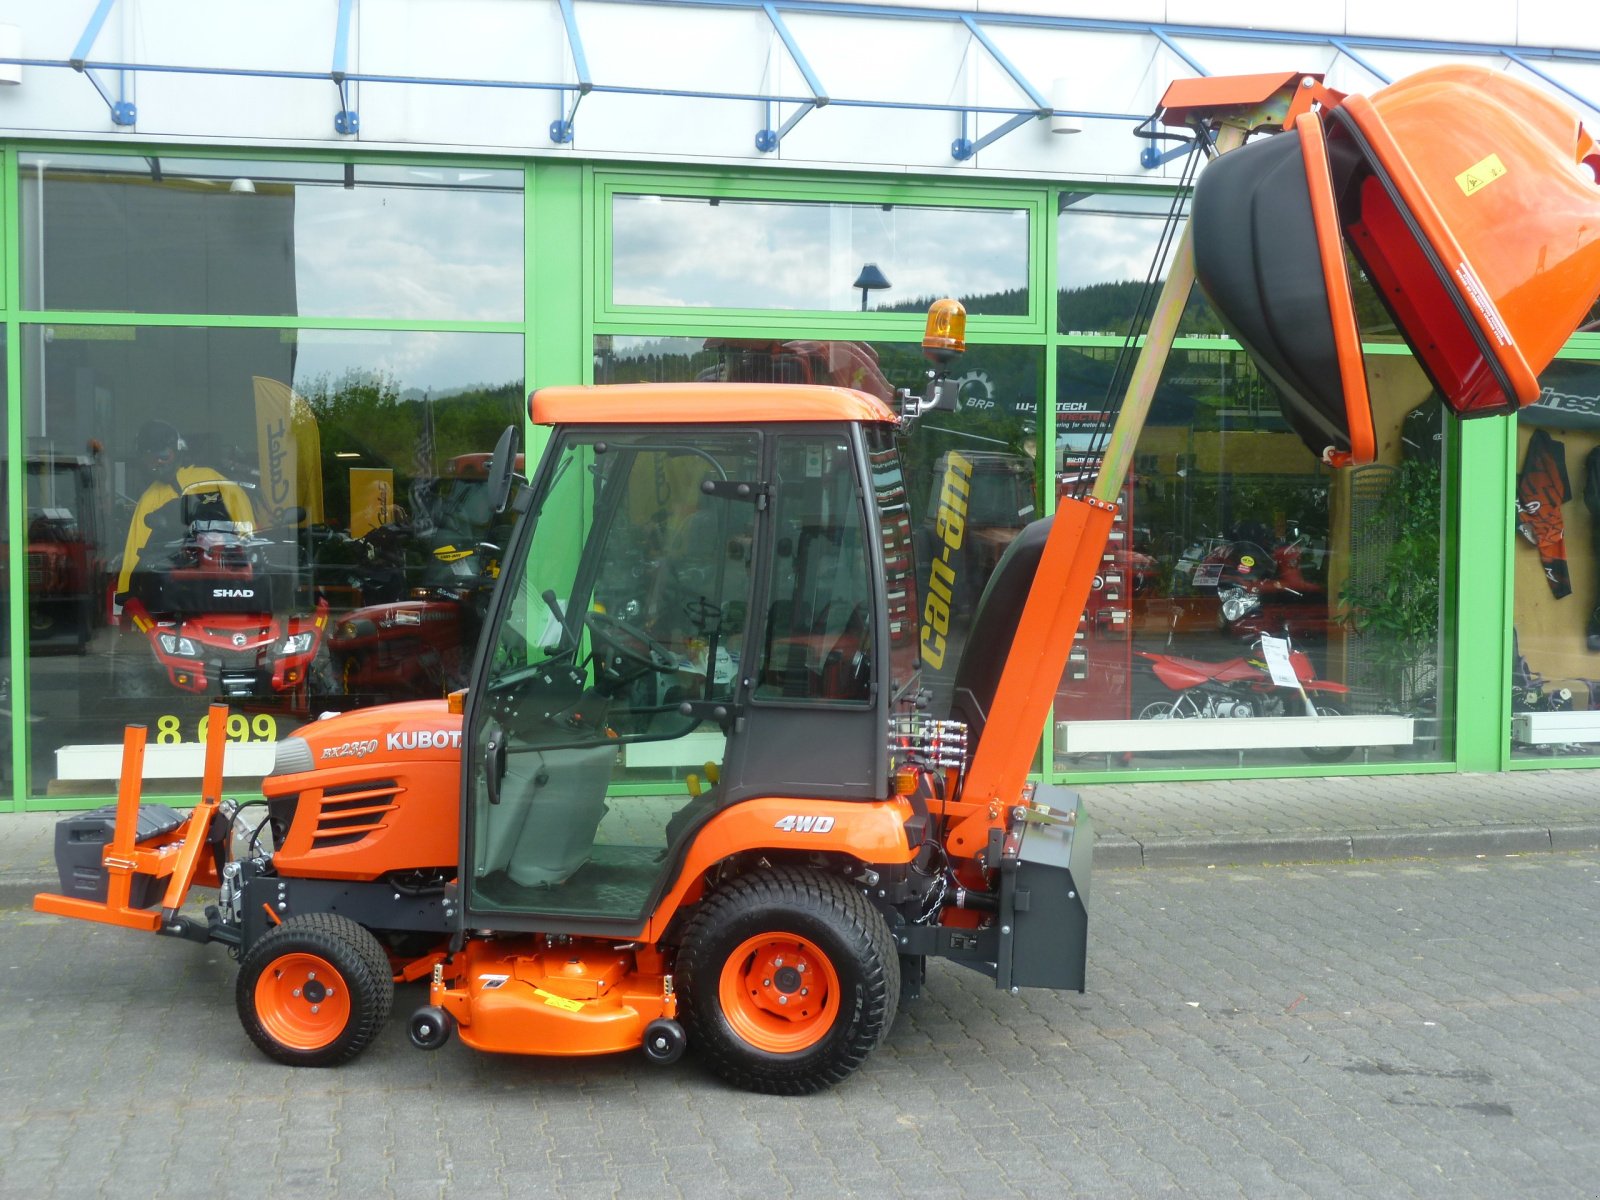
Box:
3, 853, 1597, 1199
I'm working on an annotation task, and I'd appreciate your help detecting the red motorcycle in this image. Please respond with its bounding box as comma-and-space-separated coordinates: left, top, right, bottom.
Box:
1135, 633, 1352, 762
1205, 530, 1330, 644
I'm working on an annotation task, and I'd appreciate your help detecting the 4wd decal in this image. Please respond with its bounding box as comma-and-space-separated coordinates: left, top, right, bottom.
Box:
774, 815, 836, 834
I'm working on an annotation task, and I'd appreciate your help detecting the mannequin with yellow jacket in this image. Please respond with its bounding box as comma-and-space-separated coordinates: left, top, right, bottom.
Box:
116, 420, 257, 598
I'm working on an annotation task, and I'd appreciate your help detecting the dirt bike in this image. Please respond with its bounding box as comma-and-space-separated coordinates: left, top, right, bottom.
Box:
1134, 632, 1353, 762
1205, 528, 1331, 645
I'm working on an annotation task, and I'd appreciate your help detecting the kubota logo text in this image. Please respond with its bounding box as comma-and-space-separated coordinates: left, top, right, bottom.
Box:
386, 729, 463, 751
920, 451, 972, 670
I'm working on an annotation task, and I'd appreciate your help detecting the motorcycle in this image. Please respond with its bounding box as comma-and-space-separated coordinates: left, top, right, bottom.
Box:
1134, 631, 1353, 762
114, 482, 330, 705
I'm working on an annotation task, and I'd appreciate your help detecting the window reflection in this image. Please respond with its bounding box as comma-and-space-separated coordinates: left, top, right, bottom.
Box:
612, 193, 1028, 314
1053, 346, 1450, 770
22, 325, 522, 797
20, 154, 523, 321
1512, 358, 1600, 759
594, 334, 1044, 712
1057, 191, 1218, 336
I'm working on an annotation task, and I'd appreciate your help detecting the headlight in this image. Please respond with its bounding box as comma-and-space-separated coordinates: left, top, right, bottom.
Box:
271, 736, 314, 776
1219, 587, 1260, 624
157, 633, 199, 657
279, 631, 318, 655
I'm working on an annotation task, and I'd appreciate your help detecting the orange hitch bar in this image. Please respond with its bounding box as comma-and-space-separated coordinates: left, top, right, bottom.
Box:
34, 702, 232, 932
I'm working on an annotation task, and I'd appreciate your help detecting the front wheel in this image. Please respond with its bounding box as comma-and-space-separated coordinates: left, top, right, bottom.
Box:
1300, 699, 1354, 763
677, 867, 899, 1095
236, 913, 394, 1067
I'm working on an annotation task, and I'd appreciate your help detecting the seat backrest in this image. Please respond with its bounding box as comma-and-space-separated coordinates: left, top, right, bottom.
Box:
947, 516, 1053, 747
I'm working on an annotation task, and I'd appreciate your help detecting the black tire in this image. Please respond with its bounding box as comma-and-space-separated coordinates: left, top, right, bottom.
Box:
236, 913, 394, 1067
110, 647, 163, 699
1300, 700, 1354, 763
677, 867, 899, 1095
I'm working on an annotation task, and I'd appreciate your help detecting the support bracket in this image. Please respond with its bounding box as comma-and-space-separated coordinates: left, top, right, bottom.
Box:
550, 0, 592, 145
71, 0, 135, 126
950, 15, 1049, 161
755, 3, 827, 153
332, 0, 358, 135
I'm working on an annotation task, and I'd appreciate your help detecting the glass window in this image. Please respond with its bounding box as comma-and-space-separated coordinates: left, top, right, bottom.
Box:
611, 193, 1029, 315
21, 324, 523, 798
20, 154, 523, 321
593, 334, 1046, 710
1510, 356, 1600, 759
1052, 346, 1451, 771
866, 425, 919, 703
757, 435, 873, 703
1058, 191, 1218, 336
0, 327, 10, 803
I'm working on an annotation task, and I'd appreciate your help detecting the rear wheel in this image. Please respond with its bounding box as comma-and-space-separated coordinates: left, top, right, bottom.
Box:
236, 913, 394, 1067
678, 867, 898, 1094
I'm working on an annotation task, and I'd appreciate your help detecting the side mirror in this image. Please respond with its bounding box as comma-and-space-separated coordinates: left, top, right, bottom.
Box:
486, 425, 521, 516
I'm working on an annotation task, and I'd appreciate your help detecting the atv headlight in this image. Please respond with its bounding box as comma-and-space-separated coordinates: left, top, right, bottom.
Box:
157, 633, 200, 658
279, 631, 318, 656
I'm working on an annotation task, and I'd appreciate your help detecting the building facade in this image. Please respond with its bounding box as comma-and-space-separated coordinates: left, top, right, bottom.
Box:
1, 0, 1599, 811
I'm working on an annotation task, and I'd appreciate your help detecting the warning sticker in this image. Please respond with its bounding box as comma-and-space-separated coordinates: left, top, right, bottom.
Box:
533, 986, 585, 1013
1456, 153, 1507, 197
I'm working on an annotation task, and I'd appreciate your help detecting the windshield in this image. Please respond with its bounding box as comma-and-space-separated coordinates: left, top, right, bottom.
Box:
482, 430, 760, 750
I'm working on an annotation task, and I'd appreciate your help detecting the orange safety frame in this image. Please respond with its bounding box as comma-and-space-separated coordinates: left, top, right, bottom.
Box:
34, 702, 230, 931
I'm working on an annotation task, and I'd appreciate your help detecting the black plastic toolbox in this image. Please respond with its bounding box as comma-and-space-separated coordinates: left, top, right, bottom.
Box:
53, 804, 185, 907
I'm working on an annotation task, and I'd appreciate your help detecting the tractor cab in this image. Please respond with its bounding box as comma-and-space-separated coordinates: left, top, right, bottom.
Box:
462, 383, 918, 936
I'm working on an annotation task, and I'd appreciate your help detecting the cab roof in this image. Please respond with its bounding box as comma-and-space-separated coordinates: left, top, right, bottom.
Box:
530, 383, 898, 426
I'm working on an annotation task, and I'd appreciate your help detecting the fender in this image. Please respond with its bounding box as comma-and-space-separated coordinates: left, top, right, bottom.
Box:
645, 796, 919, 941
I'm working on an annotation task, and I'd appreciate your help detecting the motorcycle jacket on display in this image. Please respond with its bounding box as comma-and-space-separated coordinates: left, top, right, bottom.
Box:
1516, 429, 1573, 599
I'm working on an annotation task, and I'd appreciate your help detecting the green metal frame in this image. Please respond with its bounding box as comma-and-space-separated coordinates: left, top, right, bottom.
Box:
2, 140, 1599, 810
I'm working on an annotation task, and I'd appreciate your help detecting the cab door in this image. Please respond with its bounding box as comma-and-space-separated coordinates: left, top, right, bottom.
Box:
463, 430, 761, 933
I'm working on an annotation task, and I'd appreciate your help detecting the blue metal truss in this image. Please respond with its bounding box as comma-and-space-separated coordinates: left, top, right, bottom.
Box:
25, 0, 1600, 167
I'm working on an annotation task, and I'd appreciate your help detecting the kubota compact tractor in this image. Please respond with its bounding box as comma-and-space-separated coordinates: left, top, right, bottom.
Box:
33, 64, 1600, 1093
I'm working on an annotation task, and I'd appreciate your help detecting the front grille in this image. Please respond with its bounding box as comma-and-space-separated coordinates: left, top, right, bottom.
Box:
310, 779, 400, 851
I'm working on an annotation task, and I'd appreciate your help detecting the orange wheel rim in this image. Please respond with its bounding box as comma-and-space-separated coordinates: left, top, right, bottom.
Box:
254, 952, 351, 1051
718, 933, 840, 1054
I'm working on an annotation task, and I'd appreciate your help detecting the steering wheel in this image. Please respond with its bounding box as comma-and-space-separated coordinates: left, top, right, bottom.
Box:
586, 610, 678, 676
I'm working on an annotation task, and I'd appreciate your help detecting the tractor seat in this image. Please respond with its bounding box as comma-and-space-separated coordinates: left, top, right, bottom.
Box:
948, 516, 1052, 750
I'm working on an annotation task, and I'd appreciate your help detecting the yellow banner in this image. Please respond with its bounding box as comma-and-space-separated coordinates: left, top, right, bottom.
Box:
349, 468, 395, 539
253, 376, 325, 526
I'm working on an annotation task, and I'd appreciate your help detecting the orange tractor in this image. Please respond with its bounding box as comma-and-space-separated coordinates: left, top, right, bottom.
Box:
34, 65, 1600, 1092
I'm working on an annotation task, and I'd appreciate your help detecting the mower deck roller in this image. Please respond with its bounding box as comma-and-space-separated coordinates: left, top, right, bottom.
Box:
1193, 64, 1600, 456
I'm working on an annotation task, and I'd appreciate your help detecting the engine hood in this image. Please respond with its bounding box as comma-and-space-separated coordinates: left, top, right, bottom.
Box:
270, 700, 464, 777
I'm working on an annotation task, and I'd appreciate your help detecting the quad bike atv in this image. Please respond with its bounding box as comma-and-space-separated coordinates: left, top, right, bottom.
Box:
114, 481, 331, 705
34, 66, 1600, 1092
